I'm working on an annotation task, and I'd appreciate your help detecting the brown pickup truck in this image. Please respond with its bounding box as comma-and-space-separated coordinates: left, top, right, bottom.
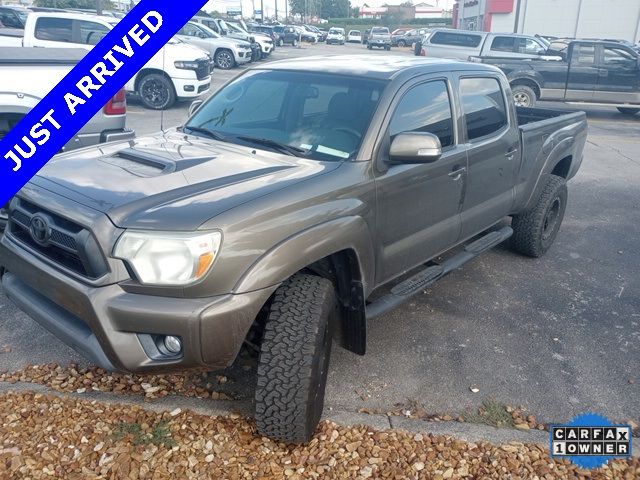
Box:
0, 56, 587, 442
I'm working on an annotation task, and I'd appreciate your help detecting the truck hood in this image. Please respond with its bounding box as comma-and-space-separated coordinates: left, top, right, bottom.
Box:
32, 129, 341, 230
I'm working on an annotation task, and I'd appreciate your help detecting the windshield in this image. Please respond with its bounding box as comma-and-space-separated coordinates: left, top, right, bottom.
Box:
186, 70, 387, 162
329, 28, 342, 34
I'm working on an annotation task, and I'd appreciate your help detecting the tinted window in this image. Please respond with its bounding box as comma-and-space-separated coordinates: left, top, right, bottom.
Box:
572, 44, 595, 64
390, 81, 454, 148
180, 23, 204, 37
78, 20, 109, 45
430, 31, 482, 48
517, 37, 544, 54
0, 8, 23, 28
491, 36, 515, 52
34, 17, 73, 42
460, 78, 508, 140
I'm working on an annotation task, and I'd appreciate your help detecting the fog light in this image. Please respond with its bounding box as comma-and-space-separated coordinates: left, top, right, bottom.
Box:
164, 335, 182, 354
183, 85, 195, 92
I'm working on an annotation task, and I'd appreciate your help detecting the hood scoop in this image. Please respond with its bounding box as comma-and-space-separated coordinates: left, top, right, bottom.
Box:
100, 148, 216, 177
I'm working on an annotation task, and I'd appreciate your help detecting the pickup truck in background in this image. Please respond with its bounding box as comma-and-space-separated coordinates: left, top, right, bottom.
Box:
367, 27, 391, 50
0, 56, 587, 443
0, 47, 135, 231
421, 29, 552, 61
1, 12, 212, 110
177, 21, 253, 70
479, 39, 640, 114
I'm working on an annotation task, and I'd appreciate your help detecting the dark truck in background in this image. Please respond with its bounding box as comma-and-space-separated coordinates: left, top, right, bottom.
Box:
476, 39, 640, 115
0, 56, 587, 443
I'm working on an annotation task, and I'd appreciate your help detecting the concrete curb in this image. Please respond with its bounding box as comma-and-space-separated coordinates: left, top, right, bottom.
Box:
0, 381, 552, 446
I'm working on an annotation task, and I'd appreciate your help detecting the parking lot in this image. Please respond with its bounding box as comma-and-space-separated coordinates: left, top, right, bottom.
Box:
1, 41, 638, 428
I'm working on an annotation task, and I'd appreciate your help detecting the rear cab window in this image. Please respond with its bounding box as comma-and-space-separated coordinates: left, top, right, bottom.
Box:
459, 77, 508, 141
34, 17, 73, 42
430, 31, 482, 48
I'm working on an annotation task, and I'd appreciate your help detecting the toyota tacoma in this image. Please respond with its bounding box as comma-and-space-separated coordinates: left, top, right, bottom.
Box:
0, 56, 587, 443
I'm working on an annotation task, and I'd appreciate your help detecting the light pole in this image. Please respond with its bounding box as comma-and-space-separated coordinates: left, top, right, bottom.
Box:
96, 0, 103, 15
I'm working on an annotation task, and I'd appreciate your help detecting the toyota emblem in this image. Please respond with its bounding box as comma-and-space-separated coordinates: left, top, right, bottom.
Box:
29, 214, 51, 246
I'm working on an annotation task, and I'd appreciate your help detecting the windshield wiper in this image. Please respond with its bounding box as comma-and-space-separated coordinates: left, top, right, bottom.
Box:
182, 125, 227, 141
235, 135, 309, 158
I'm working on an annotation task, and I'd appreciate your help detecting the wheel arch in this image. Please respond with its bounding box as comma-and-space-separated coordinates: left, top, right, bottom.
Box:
509, 77, 541, 99
234, 216, 375, 355
133, 68, 176, 94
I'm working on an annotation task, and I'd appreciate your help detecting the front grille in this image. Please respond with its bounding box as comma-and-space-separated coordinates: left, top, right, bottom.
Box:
7, 199, 109, 279
195, 58, 211, 80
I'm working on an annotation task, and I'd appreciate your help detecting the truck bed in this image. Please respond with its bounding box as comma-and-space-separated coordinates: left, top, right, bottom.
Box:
0, 47, 85, 65
513, 106, 588, 211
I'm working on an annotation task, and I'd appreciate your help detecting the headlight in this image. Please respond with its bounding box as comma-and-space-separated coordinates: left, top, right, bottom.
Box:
114, 231, 222, 286
174, 60, 200, 70
236, 43, 249, 49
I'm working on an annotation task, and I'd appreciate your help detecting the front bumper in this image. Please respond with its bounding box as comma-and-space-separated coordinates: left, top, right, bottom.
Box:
172, 76, 211, 99
0, 233, 277, 373
234, 49, 253, 64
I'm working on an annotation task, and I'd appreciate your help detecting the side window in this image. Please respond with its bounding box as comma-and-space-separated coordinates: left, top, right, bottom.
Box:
518, 38, 544, 54
572, 44, 596, 65
180, 23, 201, 37
460, 77, 508, 141
602, 46, 636, 65
389, 80, 454, 148
491, 36, 515, 52
0, 10, 21, 29
34, 17, 73, 42
77, 21, 109, 45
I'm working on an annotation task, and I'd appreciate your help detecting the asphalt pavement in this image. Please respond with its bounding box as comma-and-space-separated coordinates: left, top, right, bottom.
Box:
0, 42, 638, 428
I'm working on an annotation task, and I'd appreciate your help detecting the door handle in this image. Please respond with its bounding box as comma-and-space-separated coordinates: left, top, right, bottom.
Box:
505, 149, 518, 161
448, 167, 466, 181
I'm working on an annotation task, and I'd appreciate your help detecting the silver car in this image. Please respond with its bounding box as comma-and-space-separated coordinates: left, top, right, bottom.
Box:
177, 21, 253, 70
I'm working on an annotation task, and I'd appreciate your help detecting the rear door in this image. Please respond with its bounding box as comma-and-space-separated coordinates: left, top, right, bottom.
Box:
458, 75, 520, 238
565, 42, 598, 101
375, 76, 466, 282
593, 43, 640, 103
177, 22, 212, 52
30, 17, 109, 49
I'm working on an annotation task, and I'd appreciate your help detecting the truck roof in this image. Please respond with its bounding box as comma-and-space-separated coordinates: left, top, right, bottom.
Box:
260, 55, 498, 80
0, 47, 86, 65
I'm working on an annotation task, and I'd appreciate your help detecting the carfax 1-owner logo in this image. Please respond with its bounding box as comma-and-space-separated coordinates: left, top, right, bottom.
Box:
551, 413, 633, 469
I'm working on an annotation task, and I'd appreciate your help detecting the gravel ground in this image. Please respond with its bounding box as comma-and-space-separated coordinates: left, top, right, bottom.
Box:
1, 391, 638, 480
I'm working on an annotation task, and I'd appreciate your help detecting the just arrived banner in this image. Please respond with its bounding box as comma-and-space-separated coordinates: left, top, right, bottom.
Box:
0, 0, 208, 208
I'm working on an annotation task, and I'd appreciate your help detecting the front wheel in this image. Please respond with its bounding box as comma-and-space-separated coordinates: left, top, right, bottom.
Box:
255, 274, 337, 443
617, 107, 640, 115
292, 38, 298, 47
214, 49, 235, 70
138, 73, 176, 110
397, 40, 406, 47
511, 174, 567, 257
278, 38, 284, 47
511, 84, 536, 107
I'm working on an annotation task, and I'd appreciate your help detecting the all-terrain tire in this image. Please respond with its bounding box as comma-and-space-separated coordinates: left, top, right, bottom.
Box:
138, 73, 176, 110
511, 174, 567, 258
255, 274, 337, 443
511, 84, 536, 107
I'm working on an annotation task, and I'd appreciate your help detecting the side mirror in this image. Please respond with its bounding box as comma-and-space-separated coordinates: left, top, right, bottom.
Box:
389, 132, 442, 164
189, 100, 204, 116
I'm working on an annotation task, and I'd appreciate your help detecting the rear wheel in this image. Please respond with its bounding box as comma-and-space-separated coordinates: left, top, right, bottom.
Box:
278, 38, 284, 47
397, 40, 406, 47
511, 84, 536, 107
367, 44, 372, 50
292, 38, 298, 47
255, 274, 337, 443
511, 175, 567, 257
138, 73, 175, 110
617, 107, 640, 115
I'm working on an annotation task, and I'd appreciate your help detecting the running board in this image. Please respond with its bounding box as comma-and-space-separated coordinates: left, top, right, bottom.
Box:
366, 226, 513, 320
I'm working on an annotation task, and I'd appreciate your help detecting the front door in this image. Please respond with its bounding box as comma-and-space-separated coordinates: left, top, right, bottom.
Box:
458, 75, 520, 238
375, 77, 466, 283
565, 42, 598, 101
593, 43, 640, 104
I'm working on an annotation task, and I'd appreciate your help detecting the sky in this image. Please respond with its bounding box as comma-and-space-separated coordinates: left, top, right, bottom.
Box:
203, 0, 455, 19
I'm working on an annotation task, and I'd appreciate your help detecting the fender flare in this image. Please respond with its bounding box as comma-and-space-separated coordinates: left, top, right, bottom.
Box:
234, 216, 375, 297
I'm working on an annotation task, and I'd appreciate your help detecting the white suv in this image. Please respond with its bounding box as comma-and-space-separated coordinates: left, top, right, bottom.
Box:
326, 28, 345, 45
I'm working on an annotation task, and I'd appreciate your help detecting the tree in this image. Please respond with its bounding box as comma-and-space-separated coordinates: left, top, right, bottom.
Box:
34, 0, 115, 9
320, 0, 349, 19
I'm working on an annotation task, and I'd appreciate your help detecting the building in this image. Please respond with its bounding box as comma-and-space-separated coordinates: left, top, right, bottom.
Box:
452, 0, 640, 42
361, 2, 444, 19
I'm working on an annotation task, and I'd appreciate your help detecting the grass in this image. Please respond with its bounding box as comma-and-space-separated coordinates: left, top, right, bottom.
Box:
113, 420, 178, 448
464, 400, 514, 428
